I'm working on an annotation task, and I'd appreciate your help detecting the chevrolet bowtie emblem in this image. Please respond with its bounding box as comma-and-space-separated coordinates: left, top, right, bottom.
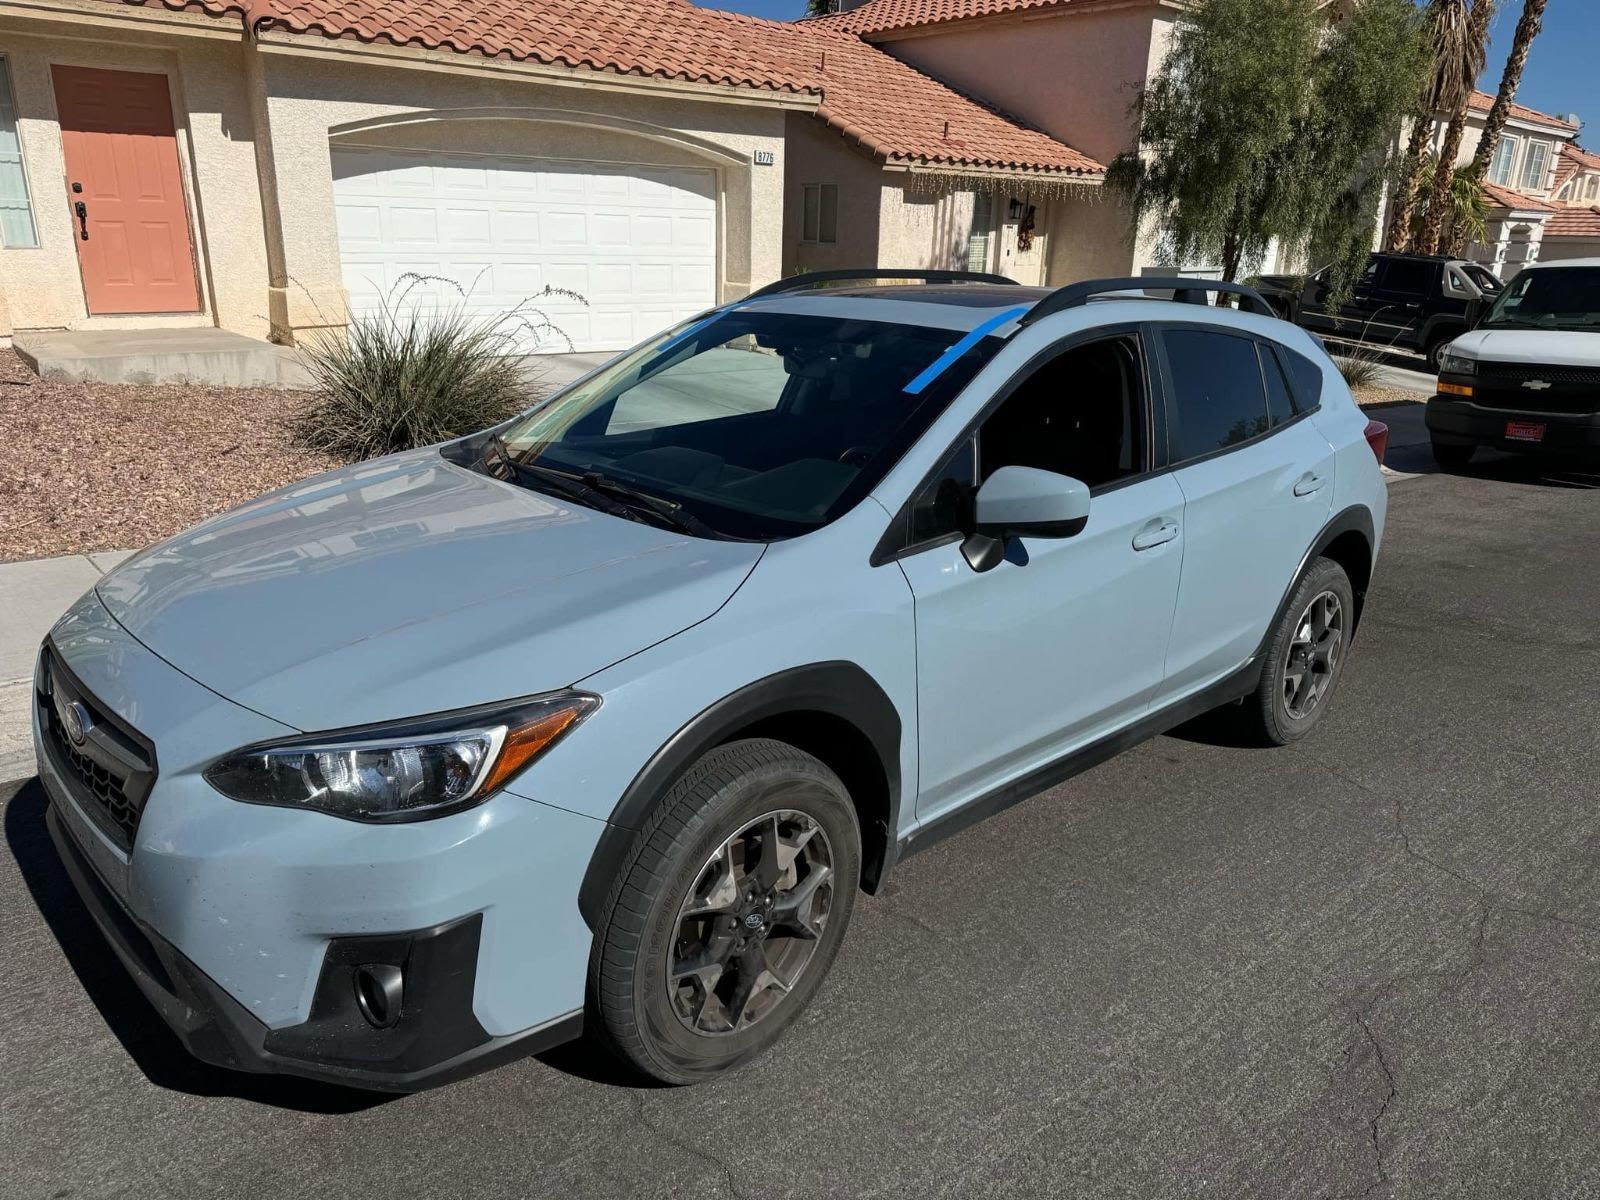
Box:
1522, 379, 1553, 391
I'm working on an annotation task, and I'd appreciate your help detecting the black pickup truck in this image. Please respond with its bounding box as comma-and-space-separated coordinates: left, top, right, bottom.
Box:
1255, 252, 1503, 371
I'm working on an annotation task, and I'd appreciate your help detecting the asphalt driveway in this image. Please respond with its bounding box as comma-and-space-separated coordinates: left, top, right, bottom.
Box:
3, 456, 1599, 1199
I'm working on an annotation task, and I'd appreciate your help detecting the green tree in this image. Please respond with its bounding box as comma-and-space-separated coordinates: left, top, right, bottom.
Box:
1386, 0, 1475, 252
803, 0, 840, 14
1108, 0, 1427, 293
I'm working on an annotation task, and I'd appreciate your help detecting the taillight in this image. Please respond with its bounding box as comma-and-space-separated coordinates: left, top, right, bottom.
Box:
1363, 419, 1389, 465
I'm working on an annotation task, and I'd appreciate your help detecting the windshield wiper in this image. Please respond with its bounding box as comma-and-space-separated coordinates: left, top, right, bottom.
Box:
541, 465, 732, 540
482, 436, 732, 539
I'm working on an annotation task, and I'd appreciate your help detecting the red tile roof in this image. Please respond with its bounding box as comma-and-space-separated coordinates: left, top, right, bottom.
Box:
808, 0, 1085, 38
107, 0, 1101, 176
1482, 181, 1557, 213
1467, 89, 1580, 134
1546, 206, 1600, 239
1560, 142, 1600, 172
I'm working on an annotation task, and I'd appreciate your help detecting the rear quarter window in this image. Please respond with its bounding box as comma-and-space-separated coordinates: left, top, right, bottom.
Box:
1162, 329, 1271, 461
1276, 345, 1326, 413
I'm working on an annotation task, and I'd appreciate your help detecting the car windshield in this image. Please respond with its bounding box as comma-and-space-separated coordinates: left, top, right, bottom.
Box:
1480, 267, 1600, 331
481, 309, 1007, 541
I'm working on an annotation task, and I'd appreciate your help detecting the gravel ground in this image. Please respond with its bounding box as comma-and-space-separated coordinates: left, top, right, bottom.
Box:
1353, 385, 1426, 408
0, 351, 341, 563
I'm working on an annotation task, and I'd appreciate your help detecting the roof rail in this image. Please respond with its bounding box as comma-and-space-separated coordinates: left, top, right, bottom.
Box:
1020, 276, 1277, 325
746, 268, 1019, 300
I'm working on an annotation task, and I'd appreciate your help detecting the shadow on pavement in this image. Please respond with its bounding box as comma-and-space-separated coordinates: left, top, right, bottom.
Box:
4, 779, 388, 1114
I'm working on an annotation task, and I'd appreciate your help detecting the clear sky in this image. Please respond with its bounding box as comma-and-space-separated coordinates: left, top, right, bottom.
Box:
693, 0, 1595, 138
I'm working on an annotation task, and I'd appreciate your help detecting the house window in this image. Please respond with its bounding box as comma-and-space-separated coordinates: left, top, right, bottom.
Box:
1520, 140, 1551, 191
1587, 175, 1600, 202
801, 183, 838, 244
1488, 136, 1518, 186
966, 192, 993, 272
0, 57, 38, 248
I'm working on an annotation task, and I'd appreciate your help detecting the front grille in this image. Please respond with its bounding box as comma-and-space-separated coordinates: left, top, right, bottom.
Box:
1471, 361, 1600, 416
37, 647, 157, 853
1479, 362, 1600, 389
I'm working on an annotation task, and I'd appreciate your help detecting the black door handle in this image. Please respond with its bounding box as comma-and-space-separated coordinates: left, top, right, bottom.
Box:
74, 200, 88, 240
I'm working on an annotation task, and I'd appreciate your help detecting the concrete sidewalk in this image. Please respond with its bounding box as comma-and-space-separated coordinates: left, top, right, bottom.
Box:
0, 550, 134, 780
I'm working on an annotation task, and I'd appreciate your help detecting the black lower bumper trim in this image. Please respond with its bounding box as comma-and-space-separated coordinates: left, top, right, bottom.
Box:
45, 803, 583, 1092
1427, 397, 1600, 456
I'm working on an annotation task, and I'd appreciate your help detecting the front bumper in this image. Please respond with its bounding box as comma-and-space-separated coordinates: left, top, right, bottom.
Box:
45, 803, 582, 1090
35, 592, 607, 1090
1427, 395, 1600, 456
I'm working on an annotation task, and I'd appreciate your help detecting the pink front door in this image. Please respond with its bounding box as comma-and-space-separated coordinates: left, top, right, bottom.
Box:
51, 65, 200, 315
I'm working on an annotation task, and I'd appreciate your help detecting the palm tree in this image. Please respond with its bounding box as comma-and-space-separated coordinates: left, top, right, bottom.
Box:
1458, 0, 1549, 252
1410, 154, 1491, 252
804, 0, 840, 14
1385, 0, 1473, 252
1418, 0, 1495, 254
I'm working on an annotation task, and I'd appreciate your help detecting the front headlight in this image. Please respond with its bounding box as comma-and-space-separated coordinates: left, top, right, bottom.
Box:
205, 692, 598, 822
1438, 352, 1476, 377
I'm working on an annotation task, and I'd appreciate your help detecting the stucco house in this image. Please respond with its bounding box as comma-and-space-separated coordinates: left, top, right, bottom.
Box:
1405, 89, 1591, 280
802, 0, 1180, 285
0, 0, 1105, 355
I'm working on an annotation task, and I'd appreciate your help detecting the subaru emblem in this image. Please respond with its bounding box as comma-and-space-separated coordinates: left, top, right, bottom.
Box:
61, 700, 91, 747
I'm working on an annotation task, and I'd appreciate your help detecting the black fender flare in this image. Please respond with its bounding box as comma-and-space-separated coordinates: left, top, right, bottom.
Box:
1418, 313, 1468, 352
576, 662, 903, 930
1253, 504, 1376, 670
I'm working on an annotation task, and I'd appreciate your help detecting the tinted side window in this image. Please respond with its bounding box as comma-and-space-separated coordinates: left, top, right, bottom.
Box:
1163, 330, 1270, 461
979, 335, 1146, 489
1259, 343, 1297, 427
1277, 346, 1325, 412
1380, 259, 1435, 298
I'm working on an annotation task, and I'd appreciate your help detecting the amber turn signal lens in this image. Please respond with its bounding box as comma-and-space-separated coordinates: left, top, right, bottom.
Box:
1437, 380, 1473, 397
481, 700, 595, 795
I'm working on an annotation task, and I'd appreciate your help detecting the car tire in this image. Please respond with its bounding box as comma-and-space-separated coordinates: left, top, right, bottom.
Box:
589, 738, 861, 1085
1236, 557, 1356, 747
1431, 439, 1475, 470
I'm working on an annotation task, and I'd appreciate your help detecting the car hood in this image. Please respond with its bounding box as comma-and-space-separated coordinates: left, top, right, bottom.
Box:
1448, 328, 1600, 368
96, 451, 763, 731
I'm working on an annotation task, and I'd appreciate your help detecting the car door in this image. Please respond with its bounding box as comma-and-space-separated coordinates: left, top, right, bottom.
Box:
1369, 256, 1435, 349
894, 329, 1186, 823
1300, 256, 1380, 338
1154, 325, 1336, 699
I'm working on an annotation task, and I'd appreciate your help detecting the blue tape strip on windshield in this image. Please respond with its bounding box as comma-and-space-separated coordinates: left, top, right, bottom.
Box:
902, 305, 1032, 395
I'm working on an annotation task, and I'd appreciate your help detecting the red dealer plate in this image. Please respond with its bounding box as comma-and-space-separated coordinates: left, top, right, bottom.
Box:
1506, 421, 1546, 443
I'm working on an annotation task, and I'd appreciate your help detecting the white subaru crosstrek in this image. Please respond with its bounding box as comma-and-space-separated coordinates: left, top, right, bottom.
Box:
36, 271, 1387, 1089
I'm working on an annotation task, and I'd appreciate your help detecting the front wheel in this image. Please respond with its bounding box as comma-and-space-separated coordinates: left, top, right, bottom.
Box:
590, 739, 861, 1084
1236, 557, 1356, 746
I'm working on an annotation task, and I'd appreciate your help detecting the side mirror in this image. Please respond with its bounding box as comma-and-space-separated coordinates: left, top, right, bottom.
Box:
962, 466, 1091, 572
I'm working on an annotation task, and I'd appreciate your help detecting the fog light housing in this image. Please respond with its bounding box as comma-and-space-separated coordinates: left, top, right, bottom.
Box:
353, 963, 404, 1029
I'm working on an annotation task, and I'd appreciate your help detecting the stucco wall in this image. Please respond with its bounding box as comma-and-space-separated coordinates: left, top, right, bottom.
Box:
0, 24, 268, 337
1539, 237, 1600, 265
874, 5, 1160, 170
259, 50, 788, 340
782, 110, 882, 273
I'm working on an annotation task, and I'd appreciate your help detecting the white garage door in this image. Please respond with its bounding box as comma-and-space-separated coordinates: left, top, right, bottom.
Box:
331, 145, 718, 353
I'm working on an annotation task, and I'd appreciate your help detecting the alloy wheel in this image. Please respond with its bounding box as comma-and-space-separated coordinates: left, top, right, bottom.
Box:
1283, 590, 1344, 720
666, 810, 835, 1036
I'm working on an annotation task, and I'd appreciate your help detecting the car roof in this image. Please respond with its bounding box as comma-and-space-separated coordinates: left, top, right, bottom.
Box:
738, 281, 1279, 335
1521, 257, 1600, 271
